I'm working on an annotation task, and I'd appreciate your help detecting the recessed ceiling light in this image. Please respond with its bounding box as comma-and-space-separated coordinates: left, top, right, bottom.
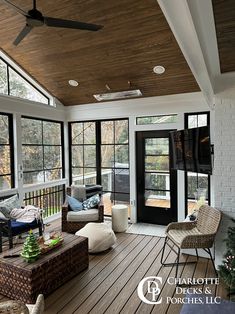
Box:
153, 65, 165, 75
68, 80, 79, 87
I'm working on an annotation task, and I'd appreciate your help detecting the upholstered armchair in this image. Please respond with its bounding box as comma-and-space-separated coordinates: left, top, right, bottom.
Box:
62, 185, 104, 233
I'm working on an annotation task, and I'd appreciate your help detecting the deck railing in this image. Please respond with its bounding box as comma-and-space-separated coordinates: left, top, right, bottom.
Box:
24, 183, 65, 218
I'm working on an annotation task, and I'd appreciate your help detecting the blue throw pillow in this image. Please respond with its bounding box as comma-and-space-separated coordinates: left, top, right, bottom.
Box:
83, 194, 100, 210
67, 195, 83, 211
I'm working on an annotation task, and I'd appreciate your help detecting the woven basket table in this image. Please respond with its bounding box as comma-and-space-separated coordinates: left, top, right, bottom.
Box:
0, 233, 88, 303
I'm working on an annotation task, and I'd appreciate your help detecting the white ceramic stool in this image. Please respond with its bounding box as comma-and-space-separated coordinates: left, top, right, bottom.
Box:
112, 204, 128, 232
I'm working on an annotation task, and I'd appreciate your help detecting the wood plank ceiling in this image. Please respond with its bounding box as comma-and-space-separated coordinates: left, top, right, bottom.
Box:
212, 0, 235, 73
0, 0, 199, 106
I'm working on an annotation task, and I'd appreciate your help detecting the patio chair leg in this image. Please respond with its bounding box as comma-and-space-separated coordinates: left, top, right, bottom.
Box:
175, 247, 180, 279
160, 236, 168, 265
207, 248, 217, 276
195, 248, 198, 259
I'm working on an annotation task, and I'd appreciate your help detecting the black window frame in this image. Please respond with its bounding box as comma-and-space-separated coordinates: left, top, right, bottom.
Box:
184, 111, 210, 216
0, 112, 15, 190
21, 116, 65, 185
69, 118, 130, 215
0, 57, 50, 105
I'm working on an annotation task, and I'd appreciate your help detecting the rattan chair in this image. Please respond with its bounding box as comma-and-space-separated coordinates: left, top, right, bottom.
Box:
0, 294, 44, 314
160, 205, 222, 280
62, 185, 104, 233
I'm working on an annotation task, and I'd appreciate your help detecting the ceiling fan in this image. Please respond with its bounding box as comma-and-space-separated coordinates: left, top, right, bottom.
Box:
2, 0, 103, 46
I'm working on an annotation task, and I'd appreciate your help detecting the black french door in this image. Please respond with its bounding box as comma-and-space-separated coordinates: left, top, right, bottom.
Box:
136, 130, 177, 225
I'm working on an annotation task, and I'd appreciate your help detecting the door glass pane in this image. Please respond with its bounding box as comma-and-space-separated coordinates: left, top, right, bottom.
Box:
145, 156, 169, 172
145, 190, 170, 208
145, 138, 169, 155
101, 121, 114, 144
145, 173, 170, 190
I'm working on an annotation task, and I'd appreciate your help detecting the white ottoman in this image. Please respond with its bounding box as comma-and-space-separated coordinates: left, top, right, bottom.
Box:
75, 223, 116, 253
112, 204, 128, 232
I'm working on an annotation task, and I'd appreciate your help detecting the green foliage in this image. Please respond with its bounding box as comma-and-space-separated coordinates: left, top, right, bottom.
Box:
21, 230, 40, 263
218, 220, 235, 299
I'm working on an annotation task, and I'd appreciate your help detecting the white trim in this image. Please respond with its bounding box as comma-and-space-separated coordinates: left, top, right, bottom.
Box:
157, 0, 214, 107
23, 179, 67, 193
0, 188, 18, 198
0, 94, 65, 121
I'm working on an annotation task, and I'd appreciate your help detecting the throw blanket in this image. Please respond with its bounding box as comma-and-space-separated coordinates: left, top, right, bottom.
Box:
10, 205, 42, 223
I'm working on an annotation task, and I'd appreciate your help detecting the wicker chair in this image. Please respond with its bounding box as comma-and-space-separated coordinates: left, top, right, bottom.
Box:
62, 186, 104, 233
160, 205, 222, 280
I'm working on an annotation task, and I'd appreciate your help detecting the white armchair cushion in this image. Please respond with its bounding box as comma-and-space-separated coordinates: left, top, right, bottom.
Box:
67, 209, 99, 222
75, 222, 116, 253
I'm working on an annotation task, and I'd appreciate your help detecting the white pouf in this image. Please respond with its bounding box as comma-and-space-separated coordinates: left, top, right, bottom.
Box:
112, 204, 128, 232
75, 222, 116, 253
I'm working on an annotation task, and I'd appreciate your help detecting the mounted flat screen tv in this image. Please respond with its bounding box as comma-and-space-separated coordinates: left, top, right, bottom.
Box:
170, 126, 212, 174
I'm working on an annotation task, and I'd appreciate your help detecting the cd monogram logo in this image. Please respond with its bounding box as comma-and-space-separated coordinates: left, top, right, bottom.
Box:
137, 276, 162, 304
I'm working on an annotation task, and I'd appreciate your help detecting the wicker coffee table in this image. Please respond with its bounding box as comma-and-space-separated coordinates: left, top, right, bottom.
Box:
0, 233, 88, 303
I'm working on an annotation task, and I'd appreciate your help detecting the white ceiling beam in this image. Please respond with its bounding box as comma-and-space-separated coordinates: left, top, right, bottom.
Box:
187, 0, 235, 96
157, 0, 215, 107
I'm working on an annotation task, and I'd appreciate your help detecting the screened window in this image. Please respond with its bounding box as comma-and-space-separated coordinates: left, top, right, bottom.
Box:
0, 113, 14, 190
0, 57, 49, 105
70, 119, 130, 216
136, 114, 177, 125
71, 122, 97, 185
185, 112, 210, 215
21, 117, 64, 185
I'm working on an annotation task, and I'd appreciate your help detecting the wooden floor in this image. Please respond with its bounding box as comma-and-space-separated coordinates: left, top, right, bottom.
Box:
0, 219, 228, 314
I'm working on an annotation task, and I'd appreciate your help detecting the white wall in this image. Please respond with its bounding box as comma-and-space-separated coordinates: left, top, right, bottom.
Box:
214, 95, 235, 266
66, 92, 209, 223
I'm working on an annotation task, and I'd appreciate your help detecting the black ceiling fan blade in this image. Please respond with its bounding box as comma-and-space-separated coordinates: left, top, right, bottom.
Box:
1, 0, 28, 16
44, 16, 103, 31
13, 24, 32, 46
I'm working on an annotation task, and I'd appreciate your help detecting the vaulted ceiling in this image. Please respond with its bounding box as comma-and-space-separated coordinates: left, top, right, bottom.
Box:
212, 0, 235, 73
0, 0, 200, 106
